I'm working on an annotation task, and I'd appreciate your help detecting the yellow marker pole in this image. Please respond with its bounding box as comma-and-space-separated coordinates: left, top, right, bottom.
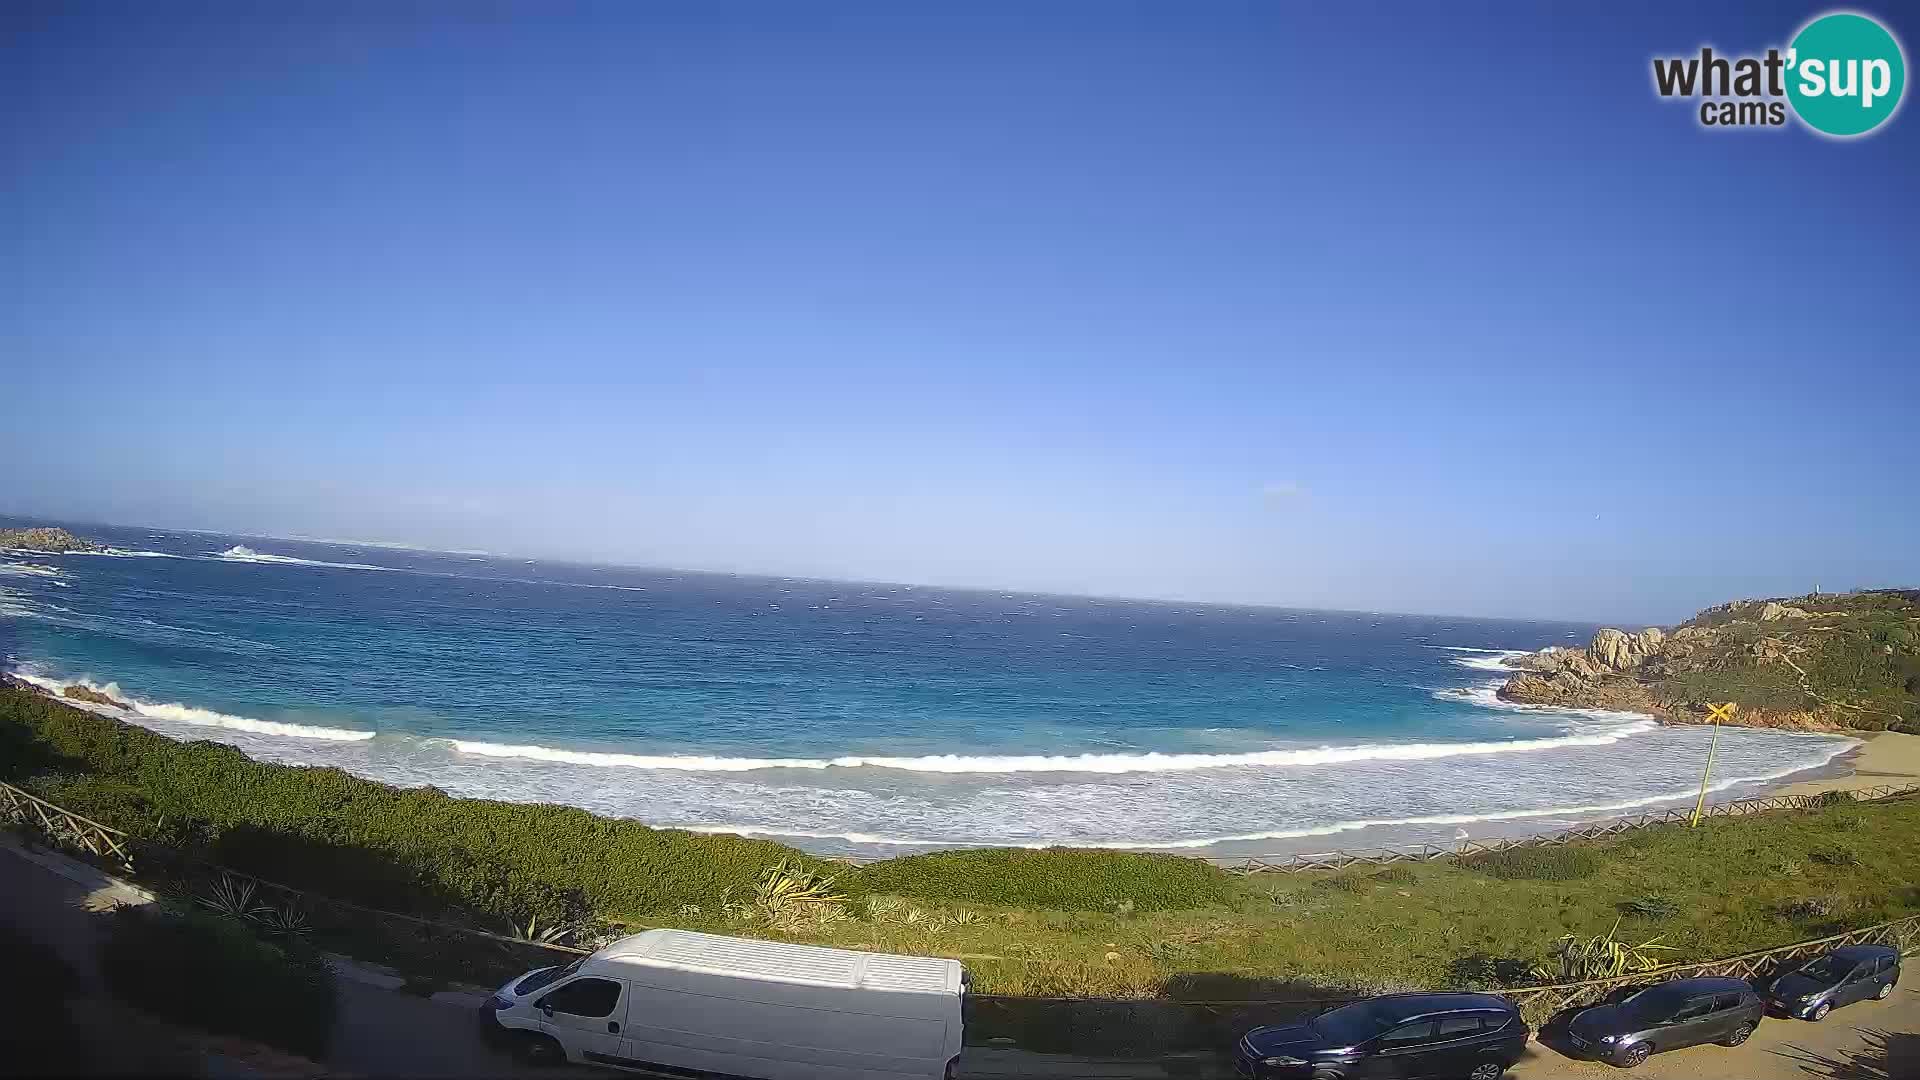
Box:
1691, 703, 1736, 827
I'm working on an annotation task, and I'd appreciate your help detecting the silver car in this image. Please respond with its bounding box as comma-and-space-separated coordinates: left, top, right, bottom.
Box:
1764, 944, 1901, 1021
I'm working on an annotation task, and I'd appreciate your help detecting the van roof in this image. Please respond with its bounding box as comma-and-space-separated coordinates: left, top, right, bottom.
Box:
594, 930, 965, 996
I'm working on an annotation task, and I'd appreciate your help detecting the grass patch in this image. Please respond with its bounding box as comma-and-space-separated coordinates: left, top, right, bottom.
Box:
1461, 846, 1600, 880
852, 848, 1230, 912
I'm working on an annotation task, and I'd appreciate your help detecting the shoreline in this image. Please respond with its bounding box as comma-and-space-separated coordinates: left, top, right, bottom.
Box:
5, 670, 1905, 863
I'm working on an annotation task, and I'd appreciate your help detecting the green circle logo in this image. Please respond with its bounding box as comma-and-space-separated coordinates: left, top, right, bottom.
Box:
1787, 12, 1906, 136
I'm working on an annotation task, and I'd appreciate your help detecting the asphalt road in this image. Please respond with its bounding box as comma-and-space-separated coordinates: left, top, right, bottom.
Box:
4, 840, 1912, 1079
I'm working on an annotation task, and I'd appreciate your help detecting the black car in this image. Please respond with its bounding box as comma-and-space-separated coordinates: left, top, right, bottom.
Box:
1566, 976, 1764, 1068
1764, 943, 1901, 1021
1235, 993, 1528, 1080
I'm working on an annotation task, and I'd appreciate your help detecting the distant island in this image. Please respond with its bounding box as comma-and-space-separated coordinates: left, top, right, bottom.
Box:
0, 526, 101, 553
1500, 589, 1920, 734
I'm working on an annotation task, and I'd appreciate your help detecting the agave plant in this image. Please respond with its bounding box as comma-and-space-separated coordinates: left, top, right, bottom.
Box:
1534, 918, 1677, 982
252, 900, 312, 937
197, 872, 268, 921
753, 859, 849, 929
510, 914, 576, 945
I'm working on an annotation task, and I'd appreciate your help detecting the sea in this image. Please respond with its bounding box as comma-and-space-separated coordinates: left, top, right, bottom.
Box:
0, 521, 1859, 859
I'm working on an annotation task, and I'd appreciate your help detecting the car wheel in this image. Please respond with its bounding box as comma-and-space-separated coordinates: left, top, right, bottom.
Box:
1877, 982, 1893, 1000
1810, 1002, 1831, 1021
513, 1033, 564, 1065
1468, 1061, 1506, 1080
1720, 1022, 1753, 1047
1620, 1042, 1651, 1068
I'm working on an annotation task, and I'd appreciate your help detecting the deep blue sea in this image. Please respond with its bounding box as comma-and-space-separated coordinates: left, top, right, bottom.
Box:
1, 521, 1858, 856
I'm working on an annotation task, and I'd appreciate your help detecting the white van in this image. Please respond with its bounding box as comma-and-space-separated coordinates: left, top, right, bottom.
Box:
479, 929, 966, 1079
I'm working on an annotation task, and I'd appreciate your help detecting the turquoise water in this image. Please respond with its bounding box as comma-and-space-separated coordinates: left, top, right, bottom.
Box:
1, 521, 1857, 855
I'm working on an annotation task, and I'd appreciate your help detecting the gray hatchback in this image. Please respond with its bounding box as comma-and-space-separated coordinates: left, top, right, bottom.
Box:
1565, 976, 1763, 1068
1764, 944, 1901, 1021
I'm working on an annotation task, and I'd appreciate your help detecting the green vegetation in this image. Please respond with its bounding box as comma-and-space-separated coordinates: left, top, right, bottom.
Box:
0, 526, 99, 552
6, 685, 1919, 1013
1460, 846, 1599, 881
1668, 590, 1920, 733
853, 848, 1229, 912
100, 904, 337, 1058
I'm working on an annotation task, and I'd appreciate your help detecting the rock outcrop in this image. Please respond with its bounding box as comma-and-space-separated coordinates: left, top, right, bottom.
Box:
1494, 590, 1920, 734
62, 684, 134, 710
0, 527, 100, 553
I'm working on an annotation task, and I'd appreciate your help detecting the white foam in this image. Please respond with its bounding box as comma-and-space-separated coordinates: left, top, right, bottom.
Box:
0, 561, 66, 579
1449, 651, 1530, 672
10, 670, 375, 742
452, 719, 1662, 775
662, 741, 1860, 851
1433, 679, 1657, 723
210, 545, 393, 572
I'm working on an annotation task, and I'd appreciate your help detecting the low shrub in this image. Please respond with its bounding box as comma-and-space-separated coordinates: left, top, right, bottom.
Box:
849, 848, 1231, 912
1618, 894, 1681, 919
1461, 845, 1600, 881
100, 905, 337, 1058
1810, 846, 1862, 868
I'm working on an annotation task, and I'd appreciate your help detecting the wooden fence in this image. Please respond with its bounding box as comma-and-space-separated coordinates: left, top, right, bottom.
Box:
0, 779, 135, 871
1213, 784, 1920, 874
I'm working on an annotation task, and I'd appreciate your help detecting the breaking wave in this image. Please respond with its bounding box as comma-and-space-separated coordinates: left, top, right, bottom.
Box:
10, 671, 375, 742
211, 545, 394, 571
449, 719, 1662, 775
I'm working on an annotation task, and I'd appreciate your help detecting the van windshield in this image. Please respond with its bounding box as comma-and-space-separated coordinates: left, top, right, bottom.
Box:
514, 958, 584, 995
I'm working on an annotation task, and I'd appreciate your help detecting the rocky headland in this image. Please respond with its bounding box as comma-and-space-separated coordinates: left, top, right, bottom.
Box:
1497, 590, 1920, 734
0, 526, 101, 553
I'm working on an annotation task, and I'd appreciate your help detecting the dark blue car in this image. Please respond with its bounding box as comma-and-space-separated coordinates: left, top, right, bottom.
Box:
1235, 993, 1528, 1080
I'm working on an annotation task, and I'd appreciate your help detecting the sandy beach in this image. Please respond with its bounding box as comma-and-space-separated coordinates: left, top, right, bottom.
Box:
1769, 729, 1920, 797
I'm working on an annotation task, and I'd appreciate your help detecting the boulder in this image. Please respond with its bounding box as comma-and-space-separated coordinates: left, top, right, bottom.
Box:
1586, 627, 1670, 673
1759, 601, 1811, 621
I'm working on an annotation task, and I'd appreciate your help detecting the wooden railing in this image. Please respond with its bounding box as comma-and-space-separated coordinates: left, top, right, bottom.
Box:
1212, 784, 1920, 874
1500, 913, 1920, 1021
0, 779, 135, 871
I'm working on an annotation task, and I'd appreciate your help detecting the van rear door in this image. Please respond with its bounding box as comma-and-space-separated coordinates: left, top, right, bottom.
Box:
532, 975, 629, 1062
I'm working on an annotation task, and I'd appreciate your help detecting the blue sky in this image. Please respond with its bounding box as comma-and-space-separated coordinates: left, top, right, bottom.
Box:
4, 1, 1915, 623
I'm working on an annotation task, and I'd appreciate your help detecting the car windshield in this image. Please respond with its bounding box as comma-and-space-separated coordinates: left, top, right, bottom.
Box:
1621, 986, 1689, 1022
513, 957, 584, 995
1310, 1002, 1390, 1045
1798, 957, 1847, 983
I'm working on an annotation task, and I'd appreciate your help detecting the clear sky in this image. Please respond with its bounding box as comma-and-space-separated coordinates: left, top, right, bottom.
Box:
4, 1, 1915, 624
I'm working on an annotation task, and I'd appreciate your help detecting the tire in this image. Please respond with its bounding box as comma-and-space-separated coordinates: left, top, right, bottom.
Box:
1720, 1022, 1753, 1047
1619, 1042, 1651, 1068
1877, 982, 1893, 1000
1810, 1002, 1831, 1021
1468, 1062, 1507, 1080
513, 1033, 564, 1065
